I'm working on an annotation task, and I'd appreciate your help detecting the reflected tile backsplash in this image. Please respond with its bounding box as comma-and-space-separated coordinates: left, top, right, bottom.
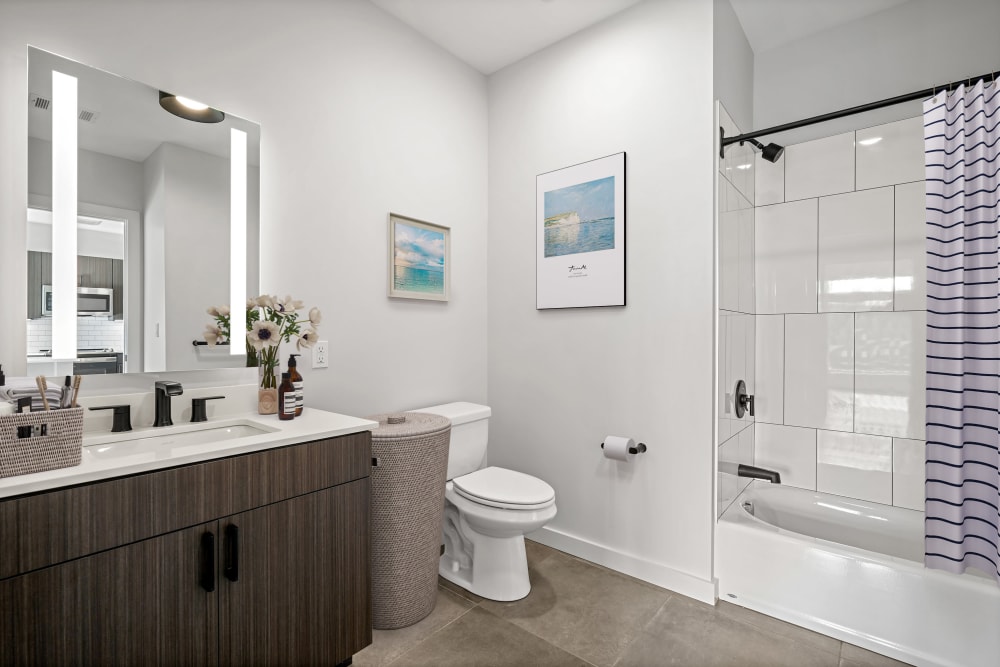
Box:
26, 317, 124, 353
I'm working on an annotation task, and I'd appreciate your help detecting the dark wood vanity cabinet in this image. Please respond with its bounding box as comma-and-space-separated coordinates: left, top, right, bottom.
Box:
0, 432, 372, 666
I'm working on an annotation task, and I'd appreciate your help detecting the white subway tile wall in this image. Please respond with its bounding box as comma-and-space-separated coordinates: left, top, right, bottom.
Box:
817, 187, 895, 312
784, 131, 855, 201
817, 429, 893, 504
755, 198, 818, 314
892, 438, 926, 511
854, 311, 926, 439
26, 317, 124, 353
752, 116, 926, 512
784, 313, 855, 432
717, 103, 756, 518
855, 117, 925, 190
893, 181, 927, 312
754, 315, 784, 424
755, 423, 817, 490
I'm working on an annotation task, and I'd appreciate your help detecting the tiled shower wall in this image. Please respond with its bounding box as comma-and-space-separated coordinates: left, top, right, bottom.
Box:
716, 103, 756, 517
752, 116, 926, 511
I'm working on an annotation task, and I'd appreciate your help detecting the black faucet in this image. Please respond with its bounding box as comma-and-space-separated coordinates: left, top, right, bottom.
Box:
737, 464, 781, 484
153, 380, 183, 427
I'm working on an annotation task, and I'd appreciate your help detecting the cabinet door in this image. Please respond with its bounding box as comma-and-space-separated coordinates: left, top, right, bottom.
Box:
220, 479, 371, 666
0, 522, 218, 666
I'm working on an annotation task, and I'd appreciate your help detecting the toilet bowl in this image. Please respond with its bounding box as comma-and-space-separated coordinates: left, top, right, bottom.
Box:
412, 402, 557, 602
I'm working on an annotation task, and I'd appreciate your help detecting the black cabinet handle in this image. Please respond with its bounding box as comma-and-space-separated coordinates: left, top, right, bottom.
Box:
224, 524, 239, 582
199, 532, 215, 592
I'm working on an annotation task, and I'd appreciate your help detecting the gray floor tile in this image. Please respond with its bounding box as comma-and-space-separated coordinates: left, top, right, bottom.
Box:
525, 537, 560, 567
840, 643, 914, 667
390, 606, 593, 667
717, 600, 841, 656
480, 551, 670, 667
437, 574, 485, 605
614, 594, 840, 667
353, 587, 475, 667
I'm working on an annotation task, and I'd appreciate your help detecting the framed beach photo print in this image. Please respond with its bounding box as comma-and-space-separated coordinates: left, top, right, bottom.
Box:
387, 213, 450, 302
536, 152, 626, 309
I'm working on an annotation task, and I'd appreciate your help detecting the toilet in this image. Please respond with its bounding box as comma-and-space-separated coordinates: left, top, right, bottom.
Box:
414, 402, 556, 602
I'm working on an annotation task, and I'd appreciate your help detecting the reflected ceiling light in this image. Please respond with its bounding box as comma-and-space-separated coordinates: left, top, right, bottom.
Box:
858, 137, 883, 146
158, 91, 225, 123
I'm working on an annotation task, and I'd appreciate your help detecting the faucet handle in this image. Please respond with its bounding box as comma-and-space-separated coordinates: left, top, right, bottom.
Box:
191, 396, 225, 423
89, 405, 132, 432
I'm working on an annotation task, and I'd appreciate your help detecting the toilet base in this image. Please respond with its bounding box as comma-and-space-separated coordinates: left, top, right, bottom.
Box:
440, 533, 531, 602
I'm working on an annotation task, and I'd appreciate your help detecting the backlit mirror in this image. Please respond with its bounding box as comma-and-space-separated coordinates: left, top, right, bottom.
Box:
27, 47, 260, 375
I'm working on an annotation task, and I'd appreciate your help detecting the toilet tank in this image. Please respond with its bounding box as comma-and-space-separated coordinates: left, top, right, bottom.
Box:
412, 402, 491, 480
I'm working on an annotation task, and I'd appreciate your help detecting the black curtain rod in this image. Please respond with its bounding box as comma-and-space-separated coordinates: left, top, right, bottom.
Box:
721, 68, 1000, 153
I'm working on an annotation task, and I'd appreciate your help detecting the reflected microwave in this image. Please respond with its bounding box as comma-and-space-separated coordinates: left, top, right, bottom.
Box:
41, 286, 114, 317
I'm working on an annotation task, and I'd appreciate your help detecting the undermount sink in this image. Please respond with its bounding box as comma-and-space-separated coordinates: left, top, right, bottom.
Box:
85, 420, 276, 461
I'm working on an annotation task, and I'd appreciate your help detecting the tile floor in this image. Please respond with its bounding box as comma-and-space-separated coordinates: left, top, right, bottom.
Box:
354, 540, 912, 667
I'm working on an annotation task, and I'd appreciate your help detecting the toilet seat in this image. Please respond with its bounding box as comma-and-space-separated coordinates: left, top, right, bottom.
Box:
453, 466, 555, 511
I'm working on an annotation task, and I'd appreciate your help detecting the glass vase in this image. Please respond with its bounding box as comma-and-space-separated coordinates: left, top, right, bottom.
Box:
258, 364, 278, 415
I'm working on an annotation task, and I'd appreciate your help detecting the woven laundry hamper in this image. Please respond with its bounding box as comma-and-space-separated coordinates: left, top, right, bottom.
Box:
367, 411, 451, 629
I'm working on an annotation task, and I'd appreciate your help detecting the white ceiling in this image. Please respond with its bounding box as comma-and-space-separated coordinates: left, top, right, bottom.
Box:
726, 0, 911, 54
369, 0, 644, 74
371, 0, 916, 74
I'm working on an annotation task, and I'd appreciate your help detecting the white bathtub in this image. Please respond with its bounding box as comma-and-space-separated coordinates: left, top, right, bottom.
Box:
716, 483, 1000, 667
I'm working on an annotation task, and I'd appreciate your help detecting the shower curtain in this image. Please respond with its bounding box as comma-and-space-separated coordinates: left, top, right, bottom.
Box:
925, 79, 1000, 582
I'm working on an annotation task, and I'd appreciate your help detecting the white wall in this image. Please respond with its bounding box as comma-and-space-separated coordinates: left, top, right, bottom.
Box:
0, 0, 489, 416
28, 136, 145, 212
754, 0, 1000, 144
713, 0, 753, 132
487, 0, 717, 601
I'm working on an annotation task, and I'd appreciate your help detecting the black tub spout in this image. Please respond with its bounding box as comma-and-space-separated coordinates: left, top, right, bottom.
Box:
737, 464, 781, 484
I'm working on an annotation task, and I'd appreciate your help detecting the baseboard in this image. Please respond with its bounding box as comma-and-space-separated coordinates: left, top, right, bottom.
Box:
528, 526, 717, 604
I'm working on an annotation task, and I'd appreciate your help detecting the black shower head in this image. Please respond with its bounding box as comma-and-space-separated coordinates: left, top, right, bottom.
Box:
746, 138, 784, 163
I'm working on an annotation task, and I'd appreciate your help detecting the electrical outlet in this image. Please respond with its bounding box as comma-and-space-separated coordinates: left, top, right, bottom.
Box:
312, 340, 329, 369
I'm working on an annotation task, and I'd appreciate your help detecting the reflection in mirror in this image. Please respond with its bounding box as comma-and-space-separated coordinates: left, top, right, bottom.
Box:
26, 46, 260, 375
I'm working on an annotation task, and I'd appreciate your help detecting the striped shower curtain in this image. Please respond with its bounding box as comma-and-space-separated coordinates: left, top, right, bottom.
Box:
925, 79, 1000, 582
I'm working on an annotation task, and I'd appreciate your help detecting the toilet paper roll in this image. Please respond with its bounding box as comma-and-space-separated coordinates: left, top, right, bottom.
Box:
602, 435, 635, 462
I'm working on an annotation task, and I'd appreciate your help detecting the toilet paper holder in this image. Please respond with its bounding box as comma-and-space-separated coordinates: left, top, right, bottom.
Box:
600, 441, 647, 455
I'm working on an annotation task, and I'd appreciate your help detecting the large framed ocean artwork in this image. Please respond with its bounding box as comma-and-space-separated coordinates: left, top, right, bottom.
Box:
536, 152, 625, 309
387, 213, 450, 302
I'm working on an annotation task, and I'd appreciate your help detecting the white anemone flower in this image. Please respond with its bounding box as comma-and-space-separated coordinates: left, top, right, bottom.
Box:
297, 328, 319, 350
308, 307, 322, 326
256, 294, 276, 310
203, 324, 223, 346
217, 305, 231, 317
248, 320, 280, 350
206, 306, 220, 317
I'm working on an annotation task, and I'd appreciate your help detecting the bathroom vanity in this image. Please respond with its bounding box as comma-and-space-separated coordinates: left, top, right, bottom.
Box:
0, 411, 375, 666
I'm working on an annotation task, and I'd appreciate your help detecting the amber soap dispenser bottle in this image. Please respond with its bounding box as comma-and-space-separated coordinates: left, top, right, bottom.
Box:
287, 354, 303, 416
278, 372, 296, 421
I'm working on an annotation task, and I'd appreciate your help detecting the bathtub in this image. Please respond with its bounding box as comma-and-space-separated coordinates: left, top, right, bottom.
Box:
716, 483, 1000, 667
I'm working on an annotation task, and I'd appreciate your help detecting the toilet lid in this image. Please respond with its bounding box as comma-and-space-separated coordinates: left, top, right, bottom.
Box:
453, 466, 555, 507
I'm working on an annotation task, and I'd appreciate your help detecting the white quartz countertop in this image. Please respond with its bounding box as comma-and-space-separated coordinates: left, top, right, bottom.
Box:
0, 408, 378, 499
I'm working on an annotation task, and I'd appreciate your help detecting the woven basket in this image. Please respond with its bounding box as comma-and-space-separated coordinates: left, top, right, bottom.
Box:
0, 407, 84, 479
367, 411, 451, 629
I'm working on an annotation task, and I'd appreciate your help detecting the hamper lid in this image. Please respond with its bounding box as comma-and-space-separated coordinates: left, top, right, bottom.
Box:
367, 412, 451, 439
453, 466, 554, 506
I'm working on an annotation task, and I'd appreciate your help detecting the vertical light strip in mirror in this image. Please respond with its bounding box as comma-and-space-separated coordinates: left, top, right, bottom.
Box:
230, 128, 247, 356
52, 70, 78, 360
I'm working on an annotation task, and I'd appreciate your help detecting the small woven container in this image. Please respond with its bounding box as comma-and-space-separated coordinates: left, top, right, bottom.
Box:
0, 407, 84, 479
367, 411, 451, 629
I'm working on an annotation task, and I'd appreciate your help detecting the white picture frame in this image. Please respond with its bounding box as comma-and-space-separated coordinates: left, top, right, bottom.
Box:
387, 213, 450, 302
